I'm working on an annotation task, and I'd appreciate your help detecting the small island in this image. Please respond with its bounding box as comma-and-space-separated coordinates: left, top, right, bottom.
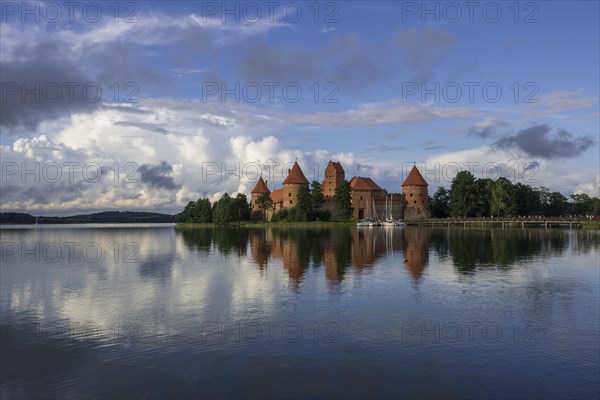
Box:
175, 160, 600, 227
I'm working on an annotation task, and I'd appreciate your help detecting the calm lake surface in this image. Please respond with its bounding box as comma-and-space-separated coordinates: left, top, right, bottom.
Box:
1, 225, 599, 399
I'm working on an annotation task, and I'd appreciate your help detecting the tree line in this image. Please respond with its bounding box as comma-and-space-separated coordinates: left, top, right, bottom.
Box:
429, 171, 600, 218
176, 193, 251, 224
176, 180, 355, 224
0, 211, 175, 224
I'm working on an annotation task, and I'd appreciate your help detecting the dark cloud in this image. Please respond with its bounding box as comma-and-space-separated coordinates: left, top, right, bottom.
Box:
0, 46, 100, 131
234, 28, 455, 90
524, 161, 540, 171
18, 181, 89, 205
493, 124, 594, 159
139, 161, 180, 190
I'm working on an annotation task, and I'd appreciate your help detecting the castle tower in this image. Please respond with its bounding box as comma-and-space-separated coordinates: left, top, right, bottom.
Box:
282, 162, 309, 209
251, 176, 270, 212
322, 160, 345, 197
402, 164, 430, 221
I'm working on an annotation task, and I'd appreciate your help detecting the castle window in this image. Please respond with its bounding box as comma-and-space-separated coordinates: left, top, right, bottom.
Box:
288, 192, 291, 197
422, 200, 424, 204
414, 200, 417, 204
410, 193, 413, 197
289, 200, 293, 204
420, 193, 422, 197
360, 196, 363, 200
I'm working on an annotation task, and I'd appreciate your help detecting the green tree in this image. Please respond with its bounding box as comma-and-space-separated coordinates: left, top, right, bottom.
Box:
194, 198, 212, 223
333, 180, 353, 220
176, 201, 196, 223
256, 192, 273, 221
592, 198, 600, 216
514, 183, 541, 216
271, 208, 289, 222
570, 193, 593, 215
430, 187, 450, 218
449, 171, 477, 217
212, 193, 235, 225
294, 185, 313, 221
311, 181, 325, 214
491, 177, 516, 217
536, 186, 551, 216
473, 178, 494, 217
233, 193, 250, 221
546, 192, 568, 216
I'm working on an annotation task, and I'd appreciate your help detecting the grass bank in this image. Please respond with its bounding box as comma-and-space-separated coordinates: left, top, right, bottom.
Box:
582, 221, 600, 229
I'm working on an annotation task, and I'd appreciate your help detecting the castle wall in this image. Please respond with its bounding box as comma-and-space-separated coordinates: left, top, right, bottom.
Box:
351, 192, 404, 220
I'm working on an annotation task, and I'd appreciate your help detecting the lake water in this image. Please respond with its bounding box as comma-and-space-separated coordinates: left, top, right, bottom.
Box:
1, 225, 599, 399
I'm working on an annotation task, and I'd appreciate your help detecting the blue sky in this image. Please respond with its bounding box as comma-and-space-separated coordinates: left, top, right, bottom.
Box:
1, 1, 598, 214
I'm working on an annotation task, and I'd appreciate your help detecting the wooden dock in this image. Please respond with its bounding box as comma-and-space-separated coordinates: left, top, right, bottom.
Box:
410, 218, 586, 229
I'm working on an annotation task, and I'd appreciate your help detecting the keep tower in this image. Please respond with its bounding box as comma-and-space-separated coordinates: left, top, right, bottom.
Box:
402, 164, 430, 221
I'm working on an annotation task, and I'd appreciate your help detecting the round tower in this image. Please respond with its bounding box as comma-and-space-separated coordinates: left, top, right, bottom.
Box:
402, 164, 430, 221
251, 176, 270, 212
282, 162, 309, 209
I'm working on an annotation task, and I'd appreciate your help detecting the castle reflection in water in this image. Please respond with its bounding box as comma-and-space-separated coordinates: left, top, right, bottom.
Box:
175, 226, 591, 291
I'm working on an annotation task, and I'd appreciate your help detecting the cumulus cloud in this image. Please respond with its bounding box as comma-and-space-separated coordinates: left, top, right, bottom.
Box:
493, 124, 594, 159
424, 146, 598, 196
0, 100, 358, 214
574, 174, 600, 197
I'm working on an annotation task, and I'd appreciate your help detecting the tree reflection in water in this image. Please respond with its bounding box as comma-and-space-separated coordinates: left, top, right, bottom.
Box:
176, 226, 598, 289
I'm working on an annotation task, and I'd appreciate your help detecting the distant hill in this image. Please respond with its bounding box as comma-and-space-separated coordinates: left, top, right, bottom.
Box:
0, 211, 176, 224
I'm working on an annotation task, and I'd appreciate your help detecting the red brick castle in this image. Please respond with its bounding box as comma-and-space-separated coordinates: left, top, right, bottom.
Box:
251, 161, 430, 221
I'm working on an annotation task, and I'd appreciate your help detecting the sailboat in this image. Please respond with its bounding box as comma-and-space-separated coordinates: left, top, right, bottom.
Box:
381, 195, 395, 226
381, 194, 405, 227
368, 198, 381, 226
357, 198, 380, 226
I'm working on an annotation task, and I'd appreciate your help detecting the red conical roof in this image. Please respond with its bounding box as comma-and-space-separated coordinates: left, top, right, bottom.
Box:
251, 176, 270, 194
282, 162, 309, 185
402, 165, 428, 187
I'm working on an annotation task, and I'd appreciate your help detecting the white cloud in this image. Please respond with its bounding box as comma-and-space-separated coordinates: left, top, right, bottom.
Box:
574, 174, 600, 197
424, 146, 598, 195
289, 99, 474, 127
0, 99, 360, 214
526, 90, 598, 116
